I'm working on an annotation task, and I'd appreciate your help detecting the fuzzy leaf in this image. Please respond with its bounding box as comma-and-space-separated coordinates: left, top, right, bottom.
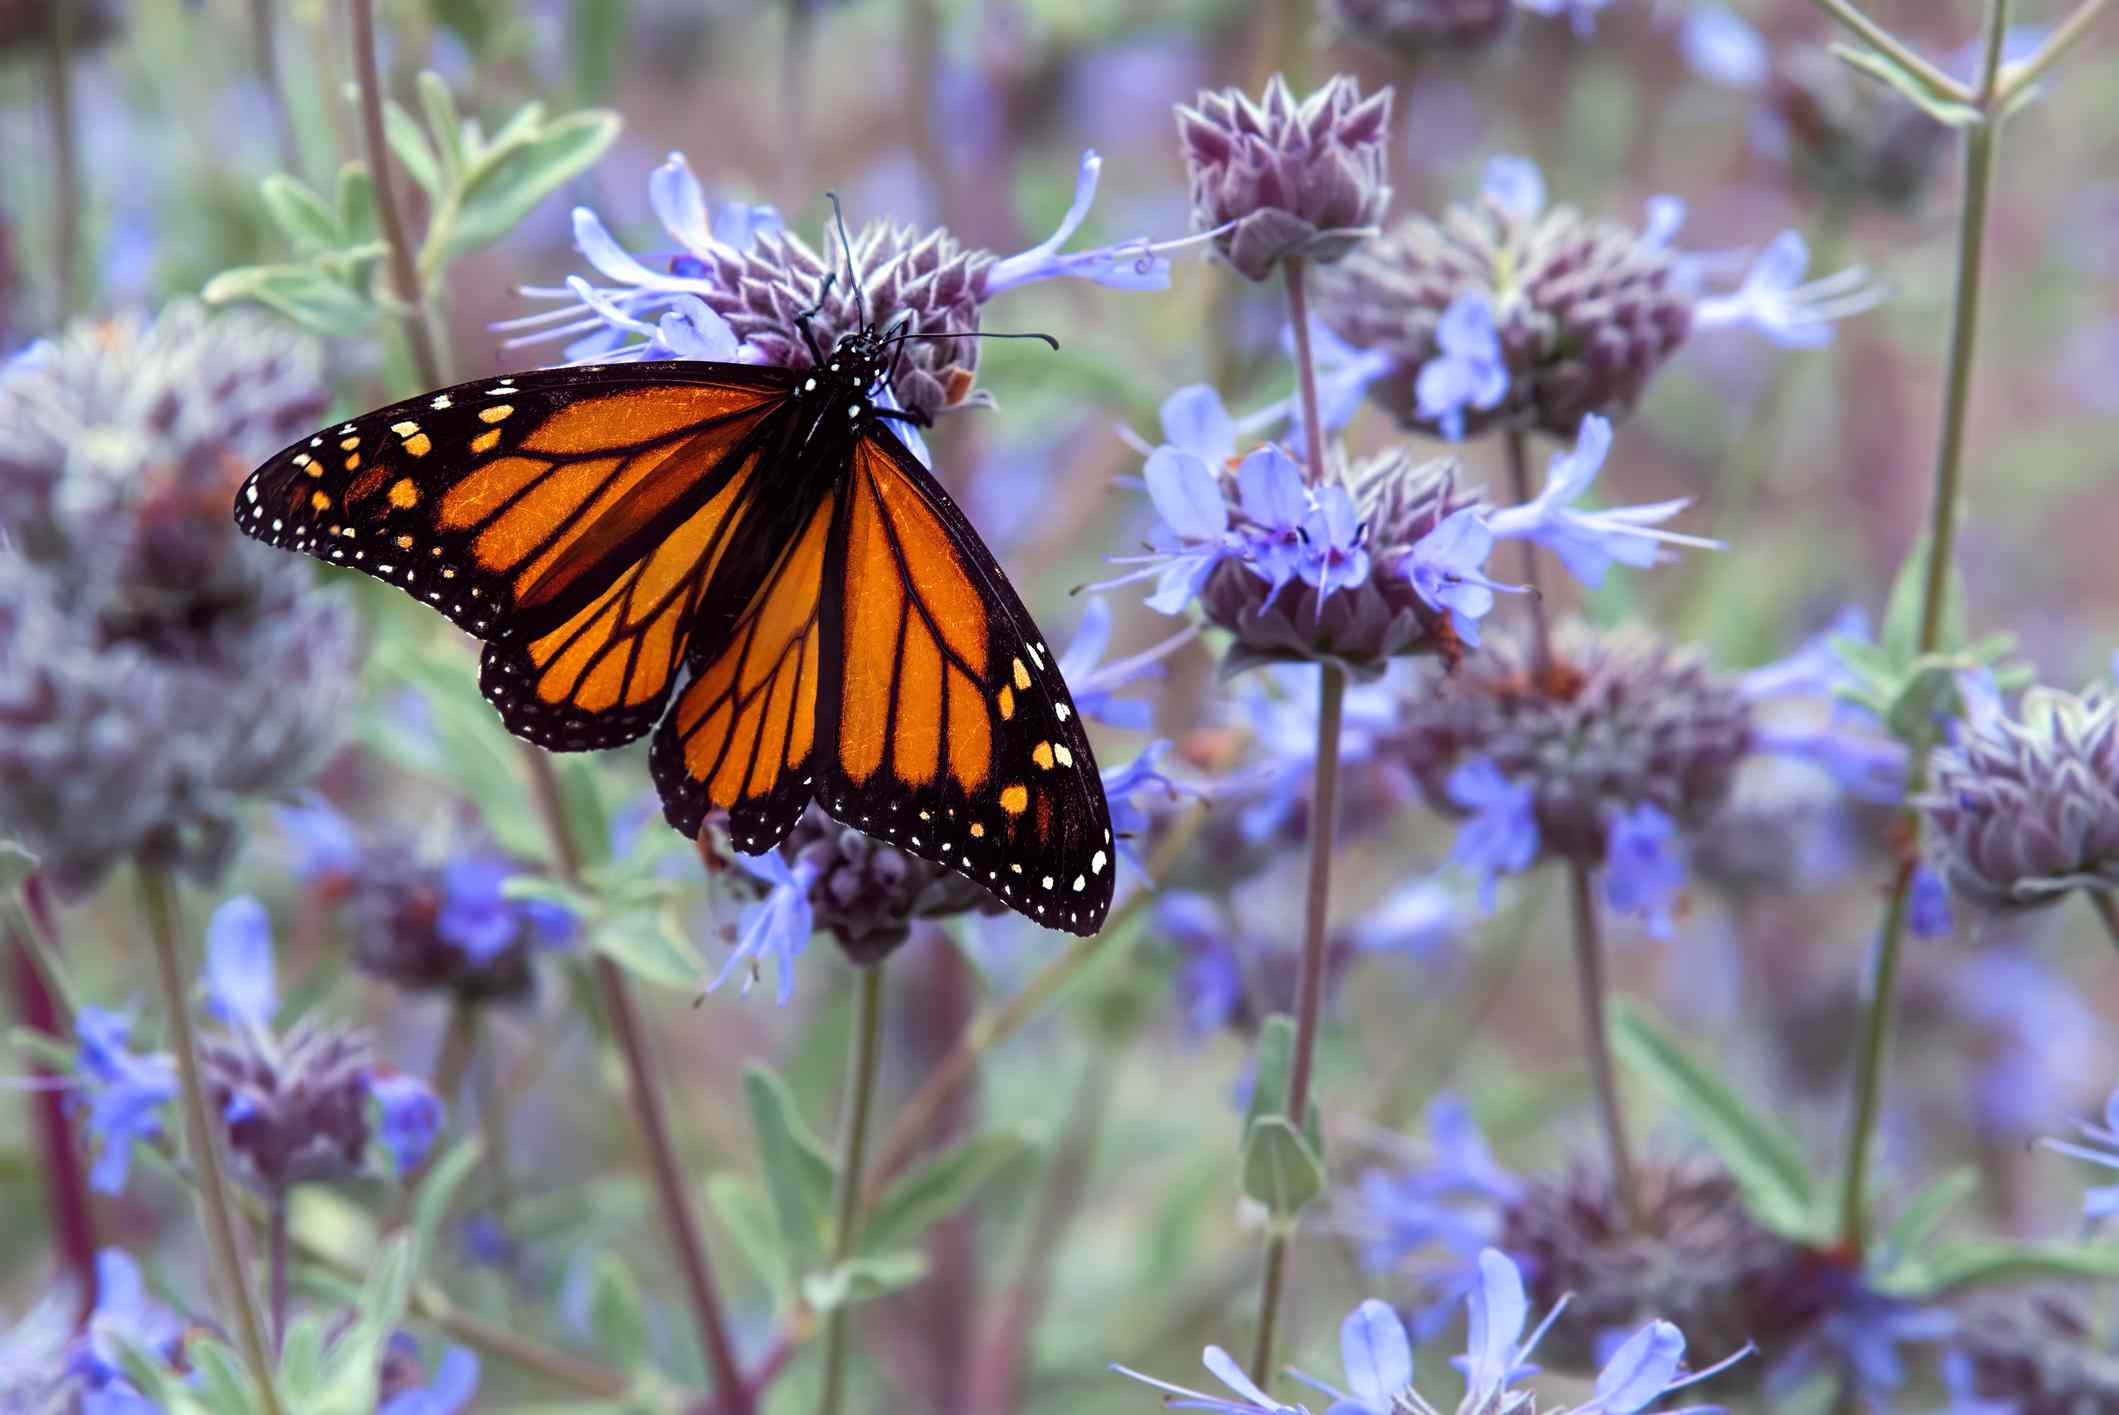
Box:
410, 1138, 483, 1268
707, 1172, 789, 1303
1241, 1013, 1326, 1161
432, 108, 620, 269
1884, 1238, 2119, 1298
277, 1315, 327, 1398
1880, 533, 1968, 665
192, 1340, 255, 1414
1875, 1167, 1979, 1275
587, 1253, 651, 1371
1242, 1116, 1326, 1220
202, 263, 374, 336
587, 910, 706, 992
742, 1064, 838, 1275
260, 175, 343, 253
335, 163, 378, 245
1829, 43, 1983, 127
800, 1251, 930, 1312
418, 71, 467, 184
383, 100, 443, 195
1613, 1001, 1821, 1240
860, 1132, 1032, 1254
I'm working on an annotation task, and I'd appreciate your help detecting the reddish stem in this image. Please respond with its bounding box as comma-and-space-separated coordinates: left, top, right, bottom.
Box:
11, 877, 98, 1322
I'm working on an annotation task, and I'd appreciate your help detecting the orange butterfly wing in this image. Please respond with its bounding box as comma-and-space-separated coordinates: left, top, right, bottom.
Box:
235, 364, 794, 750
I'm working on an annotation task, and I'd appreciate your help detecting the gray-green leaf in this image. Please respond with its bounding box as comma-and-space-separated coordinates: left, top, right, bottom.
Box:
860, 1132, 1031, 1254
429, 109, 619, 271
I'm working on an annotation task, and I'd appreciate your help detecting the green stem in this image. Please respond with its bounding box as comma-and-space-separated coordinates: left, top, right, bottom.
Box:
1998, 0, 2113, 103
349, 0, 445, 390
818, 963, 887, 1415
43, 0, 80, 321
1836, 0, 2010, 1258
2088, 891, 2119, 950
1248, 1234, 1290, 1382
1802, 0, 1972, 105
1282, 259, 1324, 488
522, 748, 752, 1413
1567, 862, 1643, 1230
1503, 428, 1554, 677
140, 866, 287, 1415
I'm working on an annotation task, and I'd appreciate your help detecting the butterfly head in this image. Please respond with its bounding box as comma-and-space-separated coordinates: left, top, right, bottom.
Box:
822, 328, 891, 400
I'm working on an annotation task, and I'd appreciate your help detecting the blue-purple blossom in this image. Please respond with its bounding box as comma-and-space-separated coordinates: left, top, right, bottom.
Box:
1103, 740, 1191, 871
435, 854, 577, 964
1950, 950, 2102, 1139
1284, 321, 1396, 455
73, 1007, 176, 1194
277, 794, 363, 887
1447, 758, 1540, 908
1680, 5, 1769, 90
1769, 1271, 1953, 1407
379, 1345, 480, 1415
1055, 597, 1194, 731
204, 896, 277, 1032
986, 149, 1194, 294
1416, 291, 1509, 441
1482, 154, 1547, 220
1603, 803, 1686, 940
1236, 445, 1311, 597
1109, 1344, 1305, 1414
1515, 0, 1617, 38
719, 850, 821, 1005
1156, 890, 1246, 1036
1693, 231, 1884, 348
1908, 864, 1954, 938
1402, 507, 1522, 647
1486, 415, 1720, 587
369, 1072, 444, 1175
2042, 1085, 2119, 1221
1352, 1094, 1520, 1284
76, 1249, 186, 1399
1347, 879, 1460, 961
1094, 440, 1246, 614
1298, 483, 1370, 600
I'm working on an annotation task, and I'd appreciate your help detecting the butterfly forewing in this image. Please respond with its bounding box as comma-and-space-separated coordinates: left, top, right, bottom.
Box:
237, 352, 1115, 936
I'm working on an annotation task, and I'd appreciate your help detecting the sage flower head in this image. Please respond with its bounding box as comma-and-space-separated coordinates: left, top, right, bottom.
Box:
1918, 683, 2119, 910
1325, 0, 1515, 57
1176, 74, 1394, 281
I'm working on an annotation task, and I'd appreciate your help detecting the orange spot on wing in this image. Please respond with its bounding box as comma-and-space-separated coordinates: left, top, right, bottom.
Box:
999, 784, 1029, 815
310, 490, 331, 511
997, 684, 1015, 721
388, 478, 420, 509
470, 429, 502, 454
1031, 741, 1054, 771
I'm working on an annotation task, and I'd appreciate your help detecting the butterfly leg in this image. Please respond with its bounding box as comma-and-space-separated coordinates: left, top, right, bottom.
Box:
872, 405, 933, 430
793, 274, 838, 365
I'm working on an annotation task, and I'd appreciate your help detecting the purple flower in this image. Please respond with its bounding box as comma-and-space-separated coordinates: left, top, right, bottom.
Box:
718, 850, 821, 1004
986, 149, 1197, 294
2042, 1085, 2119, 1221
1908, 864, 1954, 939
1055, 597, 1190, 732
1236, 445, 1311, 597
204, 896, 277, 1032
1770, 1272, 1953, 1405
1486, 415, 1720, 587
277, 794, 362, 887
1402, 507, 1522, 646
77, 1249, 185, 1393
1603, 803, 1686, 940
1739, 607, 1870, 701
1103, 740, 1190, 871
436, 855, 577, 962
1515, 0, 1616, 38
1680, 5, 1769, 90
1109, 1345, 1307, 1414
1416, 291, 1509, 441
73, 1007, 176, 1195
1284, 321, 1396, 455
1093, 441, 1244, 615
1156, 891, 1246, 1036
1446, 758, 1540, 908
1482, 154, 1547, 221
379, 1346, 480, 1415
1694, 231, 1884, 349
1297, 483, 1370, 601
1347, 879, 1459, 960
369, 1073, 444, 1175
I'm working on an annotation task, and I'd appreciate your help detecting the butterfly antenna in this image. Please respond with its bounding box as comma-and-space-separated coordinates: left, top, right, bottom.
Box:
825, 191, 866, 332
880, 329, 1060, 352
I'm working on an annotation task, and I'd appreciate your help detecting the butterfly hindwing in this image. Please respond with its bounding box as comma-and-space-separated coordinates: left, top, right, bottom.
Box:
235, 362, 794, 751
814, 431, 1114, 936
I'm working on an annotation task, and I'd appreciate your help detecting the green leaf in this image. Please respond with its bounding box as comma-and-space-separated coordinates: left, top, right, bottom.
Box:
1241, 1116, 1326, 1220
418, 71, 467, 185
409, 1138, 483, 1267
557, 756, 612, 869
202, 263, 375, 336
1880, 533, 1967, 665
192, 1340, 254, 1414
1612, 1001, 1820, 1240
1883, 659, 1962, 743
706, 1172, 788, 1300
860, 1132, 1032, 1253
335, 163, 378, 245
800, 1251, 930, 1312
1829, 43, 1984, 127
259, 175, 342, 253
568, 0, 633, 100
742, 1065, 837, 1274
1875, 1167, 1978, 1274
356, 1234, 415, 1337
1885, 1239, 2119, 1298
383, 100, 442, 195
0, 840, 36, 894
587, 1253, 651, 1372
1240, 1014, 1325, 1162
278, 1315, 327, 1397
432, 108, 620, 269
10, 1026, 83, 1071
588, 910, 706, 991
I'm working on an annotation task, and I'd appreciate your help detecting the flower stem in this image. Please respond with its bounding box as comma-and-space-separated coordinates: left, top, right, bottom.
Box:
1247, 1235, 1290, 1381
1803, 0, 1972, 105
521, 747, 752, 1414
268, 1196, 290, 1354
1999, 0, 2112, 102
43, 0, 80, 321
818, 963, 887, 1415
1567, 861, 1643, 1229
9, 877, 97, 1323
349, 0, 445, 390
1835, 0, 2009, 1259
2088, 891, 2119, 950
1282, 258, 1325, 487
860, 806, 1207, 1206
1503, 428, 1554, 678
139, 865, 286, 1415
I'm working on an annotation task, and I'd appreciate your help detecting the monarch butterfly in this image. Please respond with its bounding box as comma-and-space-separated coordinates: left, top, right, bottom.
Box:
233, 242, 1115, 936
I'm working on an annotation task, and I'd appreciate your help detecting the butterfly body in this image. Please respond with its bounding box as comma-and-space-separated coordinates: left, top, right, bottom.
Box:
235, 332, 1115, 935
